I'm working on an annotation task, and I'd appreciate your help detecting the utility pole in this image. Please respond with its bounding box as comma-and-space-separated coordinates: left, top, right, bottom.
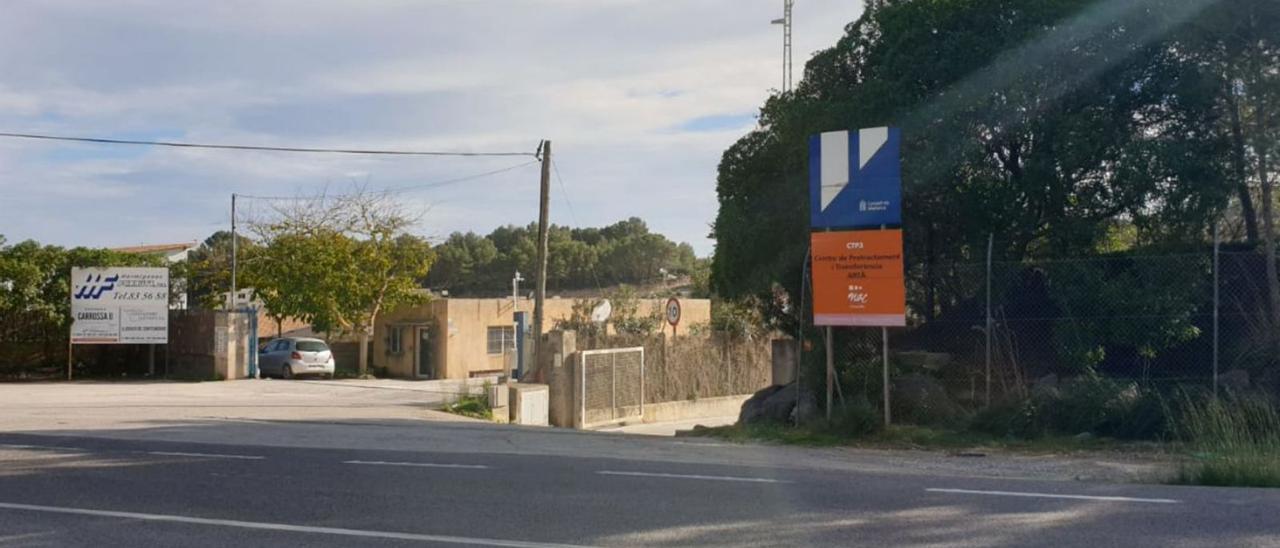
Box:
532, 141, 552, 376
230, 193, 238, 311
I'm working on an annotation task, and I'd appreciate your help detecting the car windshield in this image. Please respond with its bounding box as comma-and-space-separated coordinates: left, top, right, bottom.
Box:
295, 341, 328, 352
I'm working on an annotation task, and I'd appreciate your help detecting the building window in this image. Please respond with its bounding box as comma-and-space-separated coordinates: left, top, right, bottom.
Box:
388, 326, 403, 354
486, 326, 514, 355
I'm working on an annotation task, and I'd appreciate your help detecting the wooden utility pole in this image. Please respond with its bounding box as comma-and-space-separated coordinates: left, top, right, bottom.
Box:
532, 140, 552, 376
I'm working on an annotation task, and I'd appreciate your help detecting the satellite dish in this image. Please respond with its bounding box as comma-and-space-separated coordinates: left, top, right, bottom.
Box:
590, 299, 613, 323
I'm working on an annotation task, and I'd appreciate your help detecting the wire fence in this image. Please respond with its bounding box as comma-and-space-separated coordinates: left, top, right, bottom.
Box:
819, 244, 1280, 420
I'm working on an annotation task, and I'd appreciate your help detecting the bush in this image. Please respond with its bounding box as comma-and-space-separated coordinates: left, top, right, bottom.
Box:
1174, 393, 1280, 488
970, 375, 1171, 440
824, 398, 882, 437
971, 397, 1046, 439
443, 385, 493, 420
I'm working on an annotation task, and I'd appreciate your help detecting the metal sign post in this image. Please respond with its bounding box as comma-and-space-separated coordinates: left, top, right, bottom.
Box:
809, 127, 904, 426
665, 297, 681, 338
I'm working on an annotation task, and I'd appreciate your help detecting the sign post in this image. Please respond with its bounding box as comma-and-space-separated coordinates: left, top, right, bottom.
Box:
808, 127, 904, 426
665, 297, 682, 338
70, 267, 170, 379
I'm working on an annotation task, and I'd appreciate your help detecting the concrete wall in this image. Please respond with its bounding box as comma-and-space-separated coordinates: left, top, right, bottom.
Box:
641, 394, 751, 424
166, 310, 248, 380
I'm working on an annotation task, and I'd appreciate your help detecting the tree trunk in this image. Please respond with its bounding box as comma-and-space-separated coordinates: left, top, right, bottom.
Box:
1246, 36, 1279, 331
1229, 90, 1260, 245
358, 326, 370, 375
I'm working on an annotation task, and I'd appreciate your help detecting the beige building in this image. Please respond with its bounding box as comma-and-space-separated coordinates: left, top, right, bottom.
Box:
373, 297, 710, 379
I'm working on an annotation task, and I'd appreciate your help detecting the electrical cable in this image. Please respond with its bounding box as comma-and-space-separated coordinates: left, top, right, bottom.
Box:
236, 160, 539, 201
0, 131, 537, 157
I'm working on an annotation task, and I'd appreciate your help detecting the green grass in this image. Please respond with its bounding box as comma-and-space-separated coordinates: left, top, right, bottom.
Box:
1172, 394, 1280, 488
443, 392, 493, 420
689, 421, 1142, 455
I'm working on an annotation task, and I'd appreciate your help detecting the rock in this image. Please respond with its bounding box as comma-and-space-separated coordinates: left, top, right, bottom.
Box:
792, 389, 819, 423
892, 373, 959, 424
738, 384, 791, 424
1220, 369, 1250, 392
1074, 432, 1095, 442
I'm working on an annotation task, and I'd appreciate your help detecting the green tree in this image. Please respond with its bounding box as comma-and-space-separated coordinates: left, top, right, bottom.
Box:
248, 190, 434, 374
181, 230, 258, 310
1, 236, 167, 367
425, 218, 698, 295
712, 0, 1236, 333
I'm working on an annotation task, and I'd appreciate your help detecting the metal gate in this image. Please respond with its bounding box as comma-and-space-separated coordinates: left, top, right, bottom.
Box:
579, 347, 644, 428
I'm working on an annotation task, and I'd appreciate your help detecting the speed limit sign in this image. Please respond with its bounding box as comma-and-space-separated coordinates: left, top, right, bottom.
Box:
665, 297, 681, 327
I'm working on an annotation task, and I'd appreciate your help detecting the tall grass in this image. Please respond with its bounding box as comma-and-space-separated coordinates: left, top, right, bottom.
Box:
1175, 393, 1280, 488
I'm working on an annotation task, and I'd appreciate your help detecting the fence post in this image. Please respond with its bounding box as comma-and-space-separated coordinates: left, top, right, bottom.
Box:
985, 233, 993, 407
1213, 223, 1220, 398
825, 326, 833, 423
882, 326, 890, 427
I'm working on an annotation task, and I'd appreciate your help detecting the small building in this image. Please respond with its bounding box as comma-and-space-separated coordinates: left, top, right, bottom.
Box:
373, 297, 710, 379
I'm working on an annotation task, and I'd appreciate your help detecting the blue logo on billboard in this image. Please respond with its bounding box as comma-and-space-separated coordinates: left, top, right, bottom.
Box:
74, 274, 119, 300
809, 127, 902, 228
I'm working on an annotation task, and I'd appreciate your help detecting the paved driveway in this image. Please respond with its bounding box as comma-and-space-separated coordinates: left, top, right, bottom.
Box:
0, 379, 478, 433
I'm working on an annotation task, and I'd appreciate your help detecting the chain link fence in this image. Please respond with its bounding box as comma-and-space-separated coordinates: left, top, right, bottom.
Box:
813, 244, 1280, 431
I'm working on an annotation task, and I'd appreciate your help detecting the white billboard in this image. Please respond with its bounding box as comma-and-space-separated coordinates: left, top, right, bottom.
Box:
70, 267, 169, 344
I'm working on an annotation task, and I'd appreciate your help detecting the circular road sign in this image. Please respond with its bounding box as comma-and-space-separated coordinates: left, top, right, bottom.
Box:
665, 297, 681, 327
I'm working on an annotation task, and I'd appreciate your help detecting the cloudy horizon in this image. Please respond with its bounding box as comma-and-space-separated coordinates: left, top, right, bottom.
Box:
0, 1, 862, 256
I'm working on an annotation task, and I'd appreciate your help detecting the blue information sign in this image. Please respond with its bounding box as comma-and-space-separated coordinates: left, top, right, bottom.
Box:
808, 127, 902, 228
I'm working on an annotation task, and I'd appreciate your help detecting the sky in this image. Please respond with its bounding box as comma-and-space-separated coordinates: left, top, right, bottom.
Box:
0, 1, 863, 256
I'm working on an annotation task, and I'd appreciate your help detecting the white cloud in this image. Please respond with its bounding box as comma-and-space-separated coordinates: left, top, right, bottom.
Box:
0, 0, 862, 255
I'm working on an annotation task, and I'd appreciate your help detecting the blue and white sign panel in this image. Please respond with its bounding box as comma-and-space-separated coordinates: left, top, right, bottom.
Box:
70, 267, 169, 344
809, 127, 902, 228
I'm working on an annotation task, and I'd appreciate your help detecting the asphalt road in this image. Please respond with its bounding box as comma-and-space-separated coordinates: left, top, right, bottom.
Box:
1, 432, 1277, 547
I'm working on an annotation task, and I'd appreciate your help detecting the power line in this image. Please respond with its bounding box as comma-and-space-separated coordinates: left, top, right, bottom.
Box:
551, 158, 604, 292
236, 160, 539, 201
0, 131, 537, 157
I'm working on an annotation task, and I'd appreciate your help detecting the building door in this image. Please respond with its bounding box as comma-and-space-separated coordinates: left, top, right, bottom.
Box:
416, 327, 433, 378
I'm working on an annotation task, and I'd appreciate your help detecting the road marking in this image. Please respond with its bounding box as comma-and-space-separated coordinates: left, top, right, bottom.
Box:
0, 502, 592, 547
596, 470, 788, 484
343, 460, 490, 470
0, 443, 88, 452
926, 488, 1180, 504
672, 441, 731, 447
148, 451, 265, 460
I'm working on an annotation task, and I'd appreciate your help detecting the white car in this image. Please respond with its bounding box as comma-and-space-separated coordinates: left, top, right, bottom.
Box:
257, 337, 335, 379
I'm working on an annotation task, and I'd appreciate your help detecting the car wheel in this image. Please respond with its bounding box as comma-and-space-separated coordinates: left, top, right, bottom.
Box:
282, 365, 293, 379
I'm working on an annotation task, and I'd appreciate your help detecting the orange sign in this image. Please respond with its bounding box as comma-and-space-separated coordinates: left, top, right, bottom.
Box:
811, 230, 906, 326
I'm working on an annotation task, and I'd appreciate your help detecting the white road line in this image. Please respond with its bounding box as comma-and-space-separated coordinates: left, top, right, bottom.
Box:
926, 488, 1180, 504
0, 502, 592, 548
672, 441, 731, 448
343, 460, 490, 470
596, 470, 788, 484
0, 444, 86, 452
148, 451, 265, 460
